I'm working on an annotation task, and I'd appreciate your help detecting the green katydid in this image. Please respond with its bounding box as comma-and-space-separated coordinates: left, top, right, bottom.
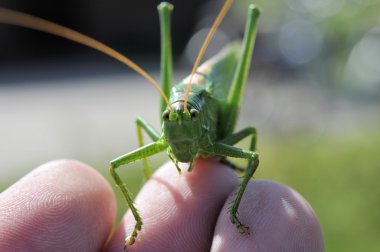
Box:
0, 0, 261, 248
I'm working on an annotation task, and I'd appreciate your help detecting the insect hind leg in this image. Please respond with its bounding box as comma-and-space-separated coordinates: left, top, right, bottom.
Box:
219, 5, 260, 137
158, 3, 173, 118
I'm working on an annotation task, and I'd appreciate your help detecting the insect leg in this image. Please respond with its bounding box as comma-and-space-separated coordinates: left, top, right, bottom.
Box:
221, 126, 257, 151
219, 126, 257, 171
220, 5, 260, 136
206, 142, 259, 234
167, 150, 182, 175
136, 116, 161, 141
158, 2, 173, 118
136, 116, 161, 179
109, 141, 168, 247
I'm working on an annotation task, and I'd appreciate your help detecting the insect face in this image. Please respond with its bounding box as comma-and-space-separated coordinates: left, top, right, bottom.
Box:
162, 102, 202, 162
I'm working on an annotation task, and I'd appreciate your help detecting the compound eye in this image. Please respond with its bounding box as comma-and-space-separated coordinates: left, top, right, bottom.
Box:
162, 110, 170, 121
190, 109, 199, 120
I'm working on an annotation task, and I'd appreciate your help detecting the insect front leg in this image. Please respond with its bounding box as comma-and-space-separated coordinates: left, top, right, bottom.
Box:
109, 141, 168, 247
136, 116, 160, 179
205, 142, 259, 235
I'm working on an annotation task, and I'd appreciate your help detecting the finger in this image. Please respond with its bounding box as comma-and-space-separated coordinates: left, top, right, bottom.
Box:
211, 180, 324, 252
107, 158, 240, 252
0, 160, 116, 251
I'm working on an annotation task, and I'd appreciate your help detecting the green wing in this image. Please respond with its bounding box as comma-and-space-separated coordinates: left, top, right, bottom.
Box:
182, 42, 241, 100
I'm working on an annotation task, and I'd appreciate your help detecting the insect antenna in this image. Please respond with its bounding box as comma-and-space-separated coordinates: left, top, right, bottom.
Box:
0, 7, 173, 112
183, 0, 233, 111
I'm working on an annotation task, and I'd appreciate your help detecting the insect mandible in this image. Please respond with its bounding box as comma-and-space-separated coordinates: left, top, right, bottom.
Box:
0, 0, 261, 248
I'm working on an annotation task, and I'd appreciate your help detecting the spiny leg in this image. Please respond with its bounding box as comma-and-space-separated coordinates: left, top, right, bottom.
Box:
220, 126, 257, 171
230, 153, 259, 235
109, 141, 168, 247
206, 142, 259, 234
136, 116, 160, 179
220, 127, 258, 233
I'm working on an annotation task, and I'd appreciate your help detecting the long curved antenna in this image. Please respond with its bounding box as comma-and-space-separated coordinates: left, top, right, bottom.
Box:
0, 7, 173, 112
183, 0, 233, 111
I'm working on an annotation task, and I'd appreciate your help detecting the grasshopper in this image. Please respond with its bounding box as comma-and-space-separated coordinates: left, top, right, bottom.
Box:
0, 0, 260, 248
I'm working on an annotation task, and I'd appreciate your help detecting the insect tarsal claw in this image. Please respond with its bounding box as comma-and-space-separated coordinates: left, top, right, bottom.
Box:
239, 225, 250, 235
126, 235, 136, 246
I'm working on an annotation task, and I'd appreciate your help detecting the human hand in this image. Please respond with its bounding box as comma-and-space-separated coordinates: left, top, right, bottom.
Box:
0, 159, 324, 251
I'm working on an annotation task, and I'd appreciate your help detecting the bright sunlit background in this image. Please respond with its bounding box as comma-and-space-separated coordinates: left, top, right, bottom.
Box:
1, 0, 379, 251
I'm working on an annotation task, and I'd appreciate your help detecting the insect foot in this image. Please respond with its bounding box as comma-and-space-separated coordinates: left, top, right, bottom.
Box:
124, 219, 143, 250
230, 214, 250, 235
125, 235, 135, 248
125, 221, 142, 246
125, 235, 135, 249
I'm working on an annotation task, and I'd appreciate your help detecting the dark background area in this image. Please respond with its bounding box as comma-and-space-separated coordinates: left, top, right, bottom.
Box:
0, 0, 207, 61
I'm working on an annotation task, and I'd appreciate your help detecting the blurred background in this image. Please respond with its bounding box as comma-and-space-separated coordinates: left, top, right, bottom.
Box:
0, 0, 379, 251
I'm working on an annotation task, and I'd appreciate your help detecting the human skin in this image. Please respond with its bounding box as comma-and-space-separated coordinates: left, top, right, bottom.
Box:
0, 159, 324, 251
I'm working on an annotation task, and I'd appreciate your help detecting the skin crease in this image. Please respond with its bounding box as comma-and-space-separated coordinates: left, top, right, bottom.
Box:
0, 159, 324, 252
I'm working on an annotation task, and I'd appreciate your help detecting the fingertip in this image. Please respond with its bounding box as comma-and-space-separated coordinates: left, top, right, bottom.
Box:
0, 159, 116, 251
211, 180, 324, 252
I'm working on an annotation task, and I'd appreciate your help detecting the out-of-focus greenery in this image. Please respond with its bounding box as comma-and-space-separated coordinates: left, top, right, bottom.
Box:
235, 0, 380, 94
100, 124, 380, 252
